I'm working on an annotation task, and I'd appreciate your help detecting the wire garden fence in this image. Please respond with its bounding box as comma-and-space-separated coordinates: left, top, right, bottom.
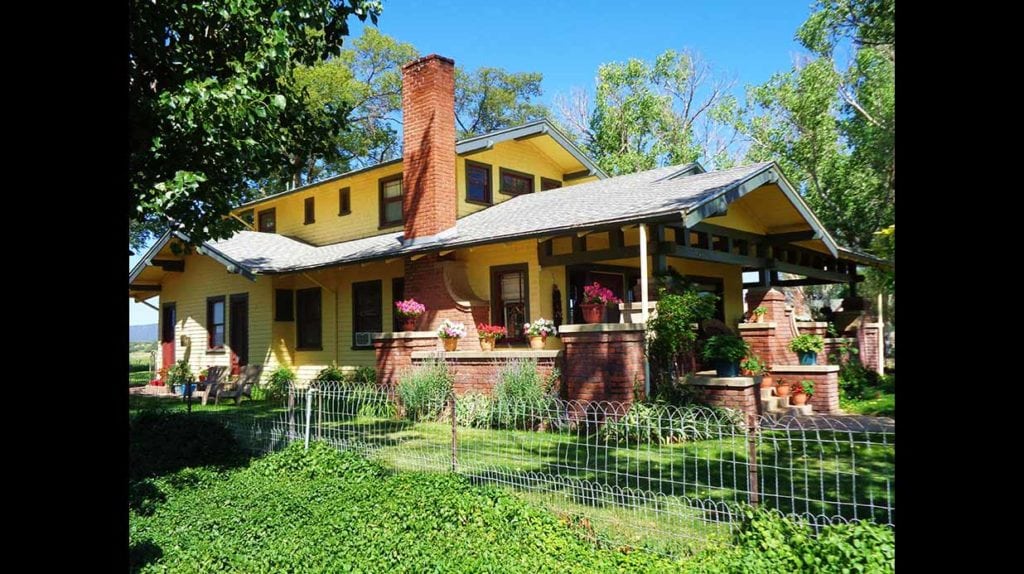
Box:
226, 382, 894, 557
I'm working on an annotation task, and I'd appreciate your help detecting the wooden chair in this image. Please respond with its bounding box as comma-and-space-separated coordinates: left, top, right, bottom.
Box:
193, 366, 227, 406
215, 364, 263, 405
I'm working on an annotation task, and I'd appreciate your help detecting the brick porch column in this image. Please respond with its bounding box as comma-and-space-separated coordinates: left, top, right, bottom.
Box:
559, 324, 646, 405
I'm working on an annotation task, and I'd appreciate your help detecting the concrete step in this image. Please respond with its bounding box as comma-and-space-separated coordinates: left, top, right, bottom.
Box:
760, 388, 775, 401
762, 396, 779, 411
787, 404, 813, 416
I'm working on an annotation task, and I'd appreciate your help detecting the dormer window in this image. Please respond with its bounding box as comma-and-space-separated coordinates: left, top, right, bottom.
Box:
499, 168, 534, 196
258, 208, 276, 233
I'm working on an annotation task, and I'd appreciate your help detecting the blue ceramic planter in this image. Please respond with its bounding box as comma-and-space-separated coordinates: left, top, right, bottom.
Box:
715, 361, 740, 377
798, 352, 817, 366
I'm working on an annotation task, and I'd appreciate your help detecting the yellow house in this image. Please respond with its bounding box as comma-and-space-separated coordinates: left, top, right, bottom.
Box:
129, 55, 888, 401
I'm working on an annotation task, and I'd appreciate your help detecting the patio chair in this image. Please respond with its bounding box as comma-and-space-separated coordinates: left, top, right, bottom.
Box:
215, 364, 263, 405
193, 366, 227, 406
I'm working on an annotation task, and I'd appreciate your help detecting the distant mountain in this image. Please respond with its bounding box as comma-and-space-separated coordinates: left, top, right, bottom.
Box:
130, 323, 158, 342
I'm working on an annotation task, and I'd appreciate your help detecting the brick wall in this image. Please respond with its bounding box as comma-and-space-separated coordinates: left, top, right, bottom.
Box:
560, 326, 646, 404
771, 366, 840, 414
401, 54, 456, 241
373, 333, 438, 389
689, 382, 761, 417
409, 352, 560, 395
858, 322, 882, 375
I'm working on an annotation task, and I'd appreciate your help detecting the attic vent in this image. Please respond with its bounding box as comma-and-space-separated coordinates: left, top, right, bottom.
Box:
354, 332, 372, 347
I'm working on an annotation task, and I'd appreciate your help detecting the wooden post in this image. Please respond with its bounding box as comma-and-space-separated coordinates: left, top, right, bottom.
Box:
639, 223, 651, 398
747, 412, 760, 506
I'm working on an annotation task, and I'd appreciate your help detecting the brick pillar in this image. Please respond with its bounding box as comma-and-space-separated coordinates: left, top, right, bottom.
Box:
771, 366, 840, 415
403, 254, 489, 345
559, 324, 645, 405
744, 288, 799, 366
859, 322, 883, 375
401, 54, 457, 242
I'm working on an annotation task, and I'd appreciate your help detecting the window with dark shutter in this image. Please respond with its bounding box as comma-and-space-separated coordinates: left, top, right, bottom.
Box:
275, 289, 294, 321
304, 197, 315, 224
258, 208, 276, 233
296, 288, 322, 349
352, 280, 382, 349
339, 187, 351, 215
207, 296, 226, 349
541, 177, 562, 191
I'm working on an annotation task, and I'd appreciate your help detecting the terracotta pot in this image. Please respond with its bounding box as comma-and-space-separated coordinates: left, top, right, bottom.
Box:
760, 375, 774, 389
529, 336, 547, 350
402, 318, 417, 331
581, 303, 604, 324
792, 392, 808, 406
756, 313, 765, 323
776, 383, 791, 398
442, 337, 459, 352
479, 338, 495, 351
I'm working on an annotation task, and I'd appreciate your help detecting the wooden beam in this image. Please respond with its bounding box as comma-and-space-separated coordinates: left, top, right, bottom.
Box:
538, 239, 553, 260
439, 250, 454, 256
572, 235, 587, 253
609, 228, 624, 249
539, 245, 640, 267
672, 245, 764, 268
576, 230, 591, 238
563, 169, 592, 181
151, 259, 184, 272
744, 276, 859, 288
767, 230, 818, 244
773, 261, 853, 283
130, 284, 161, 291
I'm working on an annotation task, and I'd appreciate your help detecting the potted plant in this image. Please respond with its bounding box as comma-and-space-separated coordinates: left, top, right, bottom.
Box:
789, 334, 825, 365
166, 359, 194, 396
741, 355, 774, 388
775, 379, 791, 398
701, 335, 750, 377
395, 299, 426, 331
437, 319, 466, 352
792, 379, 815, 406
524, 318, 557, 349
477, 323, 506, 351
580, 282, 621, 324
752, 306, 767, 323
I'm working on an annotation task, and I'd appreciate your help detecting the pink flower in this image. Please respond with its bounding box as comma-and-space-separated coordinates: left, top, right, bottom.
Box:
582, 282, 620, 305
395, 299, 426, 319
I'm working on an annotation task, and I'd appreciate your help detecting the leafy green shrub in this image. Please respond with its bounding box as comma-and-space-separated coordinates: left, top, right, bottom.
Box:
128, 363, 151, 373
686, 507, 894, 573
129, 410, 246, 481
701, 335, 750, 363
264, 365, 295, 401
493, 358, 554, 429
313, 363, 346, 385
647, 288, 718, 379
838, 357, 887, 400
397, 359, 452, 421
348, 365, 377, 387
599, 403, 743, 445
129, 443, 679, 573
455, 392, 494, 428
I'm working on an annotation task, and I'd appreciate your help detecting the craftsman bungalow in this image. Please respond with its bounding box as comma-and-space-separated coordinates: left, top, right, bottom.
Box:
129, 55, 889, 412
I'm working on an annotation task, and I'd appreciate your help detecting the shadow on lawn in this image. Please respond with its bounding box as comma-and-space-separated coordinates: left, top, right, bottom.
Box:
129, 540, 162, 574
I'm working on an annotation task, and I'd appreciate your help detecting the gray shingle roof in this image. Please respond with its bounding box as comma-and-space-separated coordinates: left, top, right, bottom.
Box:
206, 161, 776, 273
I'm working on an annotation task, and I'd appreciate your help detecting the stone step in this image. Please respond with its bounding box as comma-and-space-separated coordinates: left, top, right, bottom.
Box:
761, 396, 779, 411
787, 404, 813, 416
760, 388, 775, 401
775, 396, 790, 409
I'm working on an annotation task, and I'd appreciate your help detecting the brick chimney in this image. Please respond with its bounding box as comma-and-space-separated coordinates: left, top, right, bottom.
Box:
401, 54, 457, 243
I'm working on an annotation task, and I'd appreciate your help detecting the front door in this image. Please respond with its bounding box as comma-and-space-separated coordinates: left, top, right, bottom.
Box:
229, 294, 249, 375
161, 303, 176, 372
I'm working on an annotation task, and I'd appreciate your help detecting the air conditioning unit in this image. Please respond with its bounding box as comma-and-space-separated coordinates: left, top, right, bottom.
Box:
354, 332, 372, 347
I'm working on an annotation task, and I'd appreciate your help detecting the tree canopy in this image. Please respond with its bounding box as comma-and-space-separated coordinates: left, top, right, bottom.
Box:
129, 0, 381, 251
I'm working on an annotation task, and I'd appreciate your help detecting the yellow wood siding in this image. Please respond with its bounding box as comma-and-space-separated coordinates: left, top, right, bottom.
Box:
158, 254, 273, 382
456, 140, 570, 217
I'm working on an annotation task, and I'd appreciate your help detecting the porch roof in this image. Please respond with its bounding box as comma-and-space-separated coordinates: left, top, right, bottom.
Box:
130, 161, 889, 284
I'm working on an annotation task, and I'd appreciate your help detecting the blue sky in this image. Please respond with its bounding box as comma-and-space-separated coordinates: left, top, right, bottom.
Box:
129, 0, 814, 325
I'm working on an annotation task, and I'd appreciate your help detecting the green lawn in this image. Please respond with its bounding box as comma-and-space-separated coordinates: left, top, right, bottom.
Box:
841, 392, 895, 417
130, 393, 894, 556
